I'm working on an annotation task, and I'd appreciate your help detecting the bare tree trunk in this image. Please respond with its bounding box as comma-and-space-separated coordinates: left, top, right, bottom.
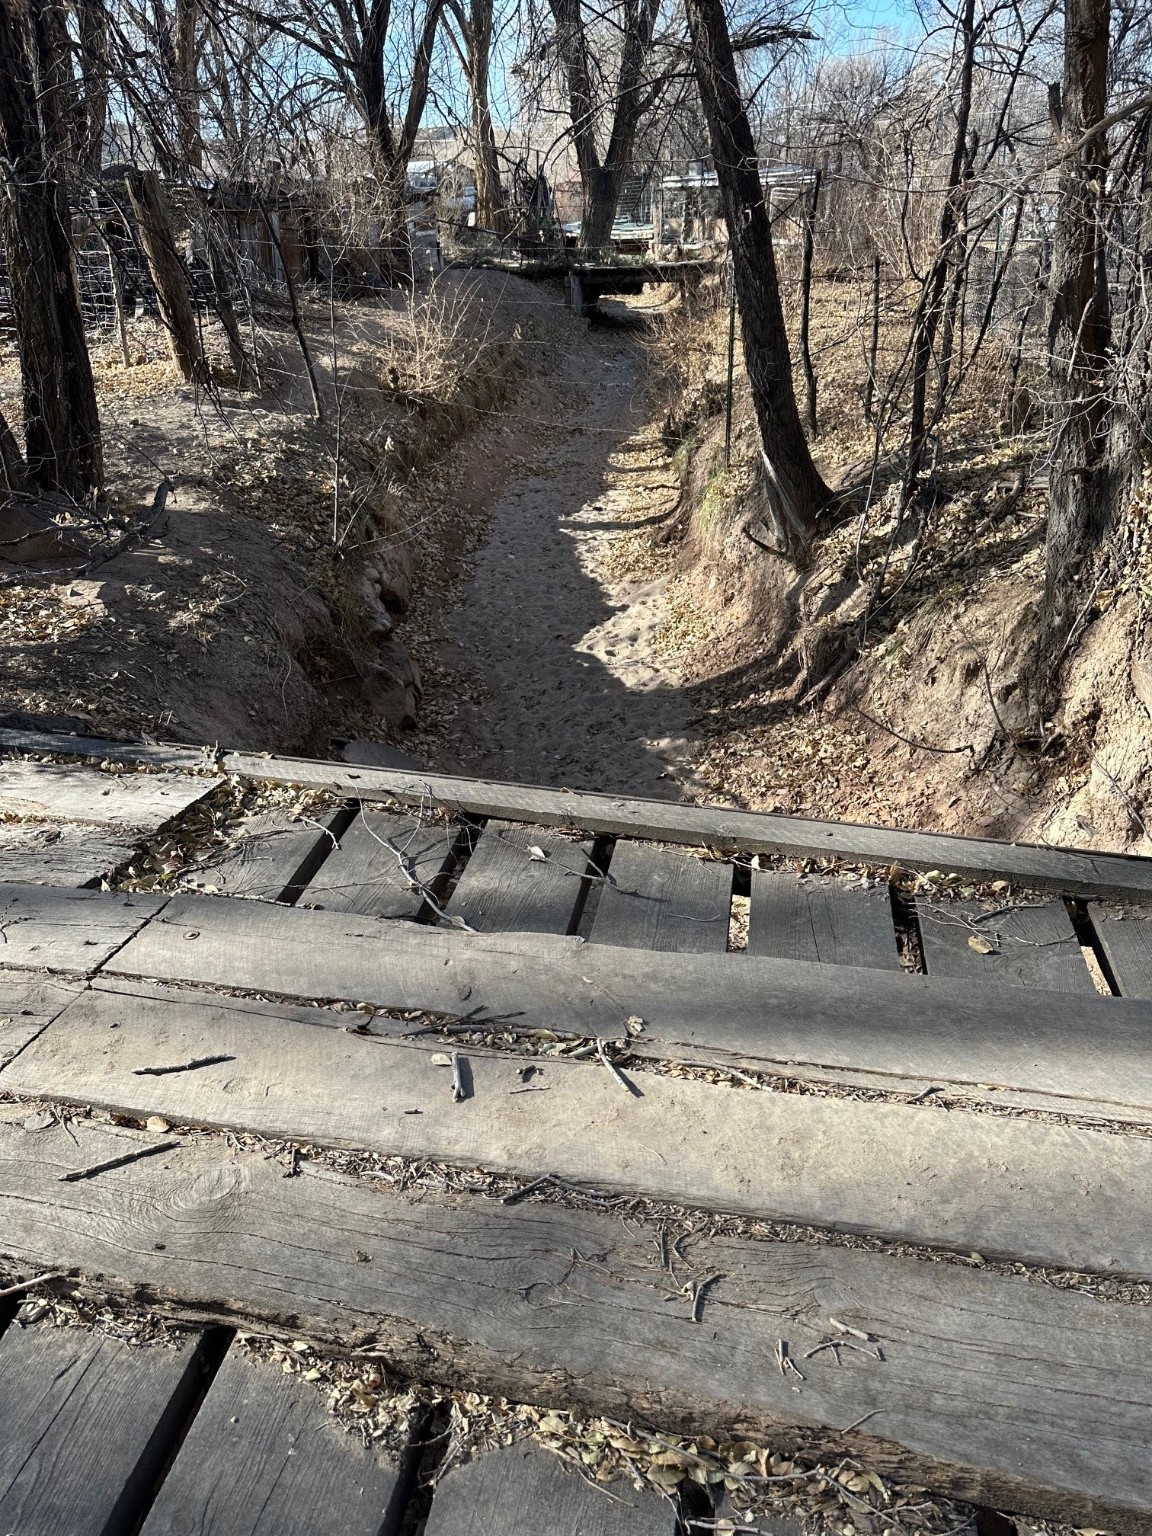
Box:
206, 226, 256, 387
124, 168, 207, 383
464, 0, 506, 231
0, 0, 103, 497
863, 249, 881, 425
75, 0, 108, 175
1042, 0, 1112, 664
684, 0, 831, 561
798, 170, 820, 437
0, 402, 28, 495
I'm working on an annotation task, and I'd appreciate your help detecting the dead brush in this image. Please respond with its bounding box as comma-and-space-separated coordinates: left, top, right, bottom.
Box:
380, 277, 506, 412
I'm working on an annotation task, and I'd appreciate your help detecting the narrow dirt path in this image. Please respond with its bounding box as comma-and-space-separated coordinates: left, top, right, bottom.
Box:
415, 302, 701, 799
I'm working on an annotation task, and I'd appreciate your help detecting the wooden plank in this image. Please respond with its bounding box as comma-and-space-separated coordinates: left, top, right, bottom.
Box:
218, 750, 1152, 899
0, 760, 220, 829
424, 1446, 674, 1535
12, 981, 1152, 1276
0, 822, 139, 887
103, 894, 1152, 1120
188, 809, 346, 903
0, 884, 166, 973
591, 841, 731, 952
0, 1320, 208, 1535
300, 809, 457, 919
1087, 907, 1152, 998
3, 1115, 1152, 1533
0, 727, 217, 771
748, 871, 899, 969
0, 975, 83, 1067
918, 899, 1095, 992
140, 1348, 401, 1536
446, 821, 591, 934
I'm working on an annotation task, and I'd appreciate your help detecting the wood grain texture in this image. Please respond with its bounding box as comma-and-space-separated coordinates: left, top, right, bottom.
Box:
300, 809, 458, 919
0, 760, 219, 829
446, 821, 591, 934
1088, 907, 1152, 998
0, 1320, 208, 1536
748, 872, 899, 969
103, 894, 1152, 1120
0, 822, 139, 886
219, 751, 1152, 899
0, 975, 83, 1067
140, 1349, 401, 1536
188, 809, 346, 903
0, 727, 217, 770
11, 982, 1152, 1276
0, 883, 166, 973
3, 1115, 1152, 1533
591, 841, 732, 952
918, 900, 1095, 992
424, 1446, 674, 1535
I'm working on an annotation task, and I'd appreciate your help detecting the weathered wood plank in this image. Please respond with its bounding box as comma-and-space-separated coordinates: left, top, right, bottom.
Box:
188, 809, 346, 903
218, 751, 1152, 899
0, 822, 139, 887
918, 899, 1095, 992
300, 809, 457, 919
591, 841, 731, 952
3, 1116, 1152, 1533
446, 821, 591, 934
424, 1446, 674, 1535
140, 1348, 401, 1536
0, 884, 166, 973
0, 760, 220, 829
11, 982, 1152, 1276
1087, 908, 1152, 999
0, 1320, 209, 1535
102, 894, 1152, 1120
0, 727, 217, 771
0, 975, 83, 1067
748, 871, 900, 970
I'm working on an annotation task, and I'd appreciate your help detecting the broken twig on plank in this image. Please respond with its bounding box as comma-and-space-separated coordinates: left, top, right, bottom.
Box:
690, 1271, 725, 1323
596, 1038, 642, 1097
133, 1054, 235, 1076
59, 1140, 180, 1182
0, 1271, 64, 1298
451, 1051, 466, 1103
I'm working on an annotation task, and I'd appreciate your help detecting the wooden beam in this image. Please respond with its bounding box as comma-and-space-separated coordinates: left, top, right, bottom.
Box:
0, 884, 167, 973
748, 871, 900, 969
139, 1348, 403, 1536
0, 974, 83, 1067
101, 894, 1152, 1121
591, 842, 732, 952
218, 752, 1152, 899
0, 823, 140, 887
9, 981, 1152, 1276
0, 760, 220, 830
0, 727, 217, 772
2, 1113, 1152, 1533
918, 899, 1096, 992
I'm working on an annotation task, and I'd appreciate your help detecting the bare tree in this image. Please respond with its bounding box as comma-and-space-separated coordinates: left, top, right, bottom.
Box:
684, 0, 830, 560
0, 0, 103, 496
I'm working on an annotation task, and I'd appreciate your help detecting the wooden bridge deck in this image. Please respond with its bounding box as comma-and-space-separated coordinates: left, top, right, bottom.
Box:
2, 729, 1152, 1533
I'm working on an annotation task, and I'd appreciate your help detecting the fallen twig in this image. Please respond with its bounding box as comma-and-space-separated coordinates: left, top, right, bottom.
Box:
60, 1140, 180, 1182
133, 1054, 234, 1076
596, 1038, 641, 1097
451, 1051, 466, 1103
0, 1271, 64, 1298
689, 1270, 725, 1323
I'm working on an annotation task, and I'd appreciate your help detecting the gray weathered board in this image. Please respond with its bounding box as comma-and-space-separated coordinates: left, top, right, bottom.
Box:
98, 893, 1152, 1120
0, 883, 166, 973
917, 899, 1095, 992
0, 1319, 208, 1535
0, 974, 82, 1067
591, 840, 732, 951
8, 980, 1152, 1277
1089, 907, 1152, 998
300, 808, 457, 919
187, 808, 347, 902
0, 759, 218, 829
217, 750, 1152, 899
3, 1112, 1152, 1533
0, 821, 140, 887
0, 728, 216, 771
139, 1349, 402, 1536
423, 1445, 674, 1535
446, 821, 591, 934
749, 871, 900, 969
